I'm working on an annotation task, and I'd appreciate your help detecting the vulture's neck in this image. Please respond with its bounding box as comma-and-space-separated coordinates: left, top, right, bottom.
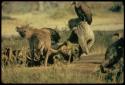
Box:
75, 3, 80, 8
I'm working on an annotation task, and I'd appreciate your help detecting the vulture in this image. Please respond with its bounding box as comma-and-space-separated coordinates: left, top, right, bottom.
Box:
72, 2, 92, 25
100, 37, 124, 73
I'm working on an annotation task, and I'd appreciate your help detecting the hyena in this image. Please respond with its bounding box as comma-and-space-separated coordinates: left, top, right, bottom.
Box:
16, 24, 58, 67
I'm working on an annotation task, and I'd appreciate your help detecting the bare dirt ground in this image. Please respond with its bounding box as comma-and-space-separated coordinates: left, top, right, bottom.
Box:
67, 54, 104, 73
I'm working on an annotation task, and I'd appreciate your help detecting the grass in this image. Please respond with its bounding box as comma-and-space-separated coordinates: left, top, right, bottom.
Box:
2, 36, 28, 50
1, 29, 124, 83
1, 5, 124, 36
1, 65, 104, 83
2, 64, 123, 84
1, 2, 124, 83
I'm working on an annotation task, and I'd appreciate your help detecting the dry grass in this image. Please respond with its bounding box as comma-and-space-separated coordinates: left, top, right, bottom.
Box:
1, 65, 105, 83
2, 63, 123, 84
1, 29, 124, 84
1, 2, 124, 84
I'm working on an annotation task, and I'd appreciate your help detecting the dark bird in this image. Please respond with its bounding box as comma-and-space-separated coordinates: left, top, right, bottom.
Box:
100, 37, 124, 73
72, 2, 92, 25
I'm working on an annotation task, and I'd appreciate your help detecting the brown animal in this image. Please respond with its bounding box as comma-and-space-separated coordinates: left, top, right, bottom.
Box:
56, 41, 82, 63
16, 25, 58, 67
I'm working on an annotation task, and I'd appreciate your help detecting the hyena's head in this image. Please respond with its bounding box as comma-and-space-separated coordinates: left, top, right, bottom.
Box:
16, 24, 32, 39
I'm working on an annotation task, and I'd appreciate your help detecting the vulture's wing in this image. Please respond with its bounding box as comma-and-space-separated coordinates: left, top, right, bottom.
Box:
80, 3, 92, 25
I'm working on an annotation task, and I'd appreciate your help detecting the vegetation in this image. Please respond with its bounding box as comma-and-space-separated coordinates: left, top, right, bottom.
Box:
1, 29, 123, 83
1, 1, 124, 84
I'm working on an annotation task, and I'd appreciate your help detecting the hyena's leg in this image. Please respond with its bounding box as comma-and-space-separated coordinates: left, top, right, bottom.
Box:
68, 51, 72, 64
44, 50, 50, 67
40, 46, 44, 56
29, 41, 36, 66
34, 49, 40, 61
44, 48, 58, 67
